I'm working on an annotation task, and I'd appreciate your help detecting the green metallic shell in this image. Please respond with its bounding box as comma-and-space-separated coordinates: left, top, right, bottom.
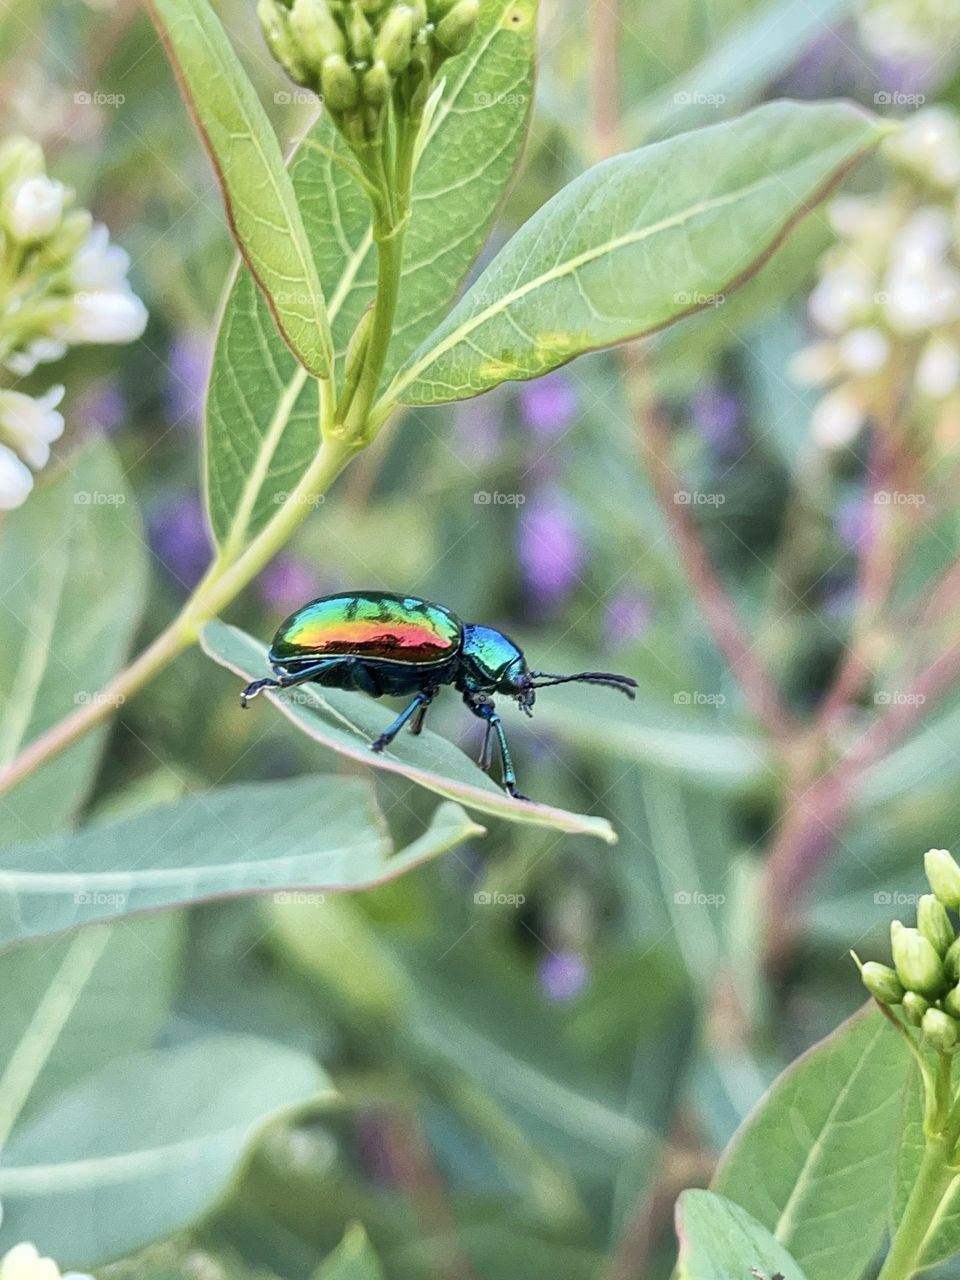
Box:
270, 591, 462, 667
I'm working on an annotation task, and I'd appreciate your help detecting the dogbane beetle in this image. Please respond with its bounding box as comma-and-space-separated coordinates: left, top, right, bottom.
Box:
240, 590, 637, 801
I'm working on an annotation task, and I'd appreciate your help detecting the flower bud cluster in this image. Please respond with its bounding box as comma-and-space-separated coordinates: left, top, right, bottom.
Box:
791, 108, 960, 453
857, 849, 960, 1053
858, 0, 960, 63
0, 135, 147, 510
258, 0, 479, 146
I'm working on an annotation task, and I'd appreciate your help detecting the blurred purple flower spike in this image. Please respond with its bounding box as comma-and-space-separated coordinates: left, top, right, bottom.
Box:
167, 331, 211, 427
539, 950, 589, 1002
257, 554, 321, 613
691, 383, 742, 456
148, 494, 211, 593
520, 370, 578, 439
518, 488, 584, 613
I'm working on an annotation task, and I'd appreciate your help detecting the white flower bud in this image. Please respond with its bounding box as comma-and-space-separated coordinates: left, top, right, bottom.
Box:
838, 326, 891, 376
0, 444, 35, 509
5, 337, 68, 378
789, 341, 840, 388
917, 336, 960, 398
70, 223, 132, 291
0, 386, 65, 470
811, 385, 866, 449
0, 1243, 92, 1280
61, 289, 147, 344
4, 175, 65, 241
808, 265, 875, 335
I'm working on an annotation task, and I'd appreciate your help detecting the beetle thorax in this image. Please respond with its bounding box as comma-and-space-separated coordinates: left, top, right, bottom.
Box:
458, 624, 528, 696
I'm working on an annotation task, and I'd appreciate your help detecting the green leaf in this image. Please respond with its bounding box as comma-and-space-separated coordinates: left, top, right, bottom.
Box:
146, 0, 332, 378
200, 620, 618, 842
204, 0, 536, 552
0, 777, 482, 947
712, 1005, 910, 1280
675, 1189, 807, 1280
0, 917, 184, 1123
315, 1224, 385, 1280
0, 443, 147, 846
893, 1064, 960, 1267
388, 100, 884, 405
0, 1034, 330, 1266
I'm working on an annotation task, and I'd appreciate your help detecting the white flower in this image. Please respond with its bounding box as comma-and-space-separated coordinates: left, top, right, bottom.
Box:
0, 444, 35, 509
71, 223, 132, 291
0, 1243, 92, 1280
916, 337, 960, 398
61, 289, 147, 344
808, 264, 875, 335
4, 175, 65, 241
789, 340, 841, 388
0, 386, 65, 469
5, 337, 68, 377
838, 327, 891, 376
811, 385, 867, 449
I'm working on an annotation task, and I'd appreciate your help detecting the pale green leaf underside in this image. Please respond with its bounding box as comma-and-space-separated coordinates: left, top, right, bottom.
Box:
0, 776, 481, 947
148, 0, 331, 378
712, 1005, 910, 1280
0, 443, 147, 846
201, 620, 618, 842
204, 0, 536, 551
676, 1190, 807, 1280
0, 1034, 329, 1266
390, 100, 883, 405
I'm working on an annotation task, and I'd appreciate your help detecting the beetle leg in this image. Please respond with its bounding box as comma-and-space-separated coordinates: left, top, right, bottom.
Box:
477, 719, 494, 772
240, 657, 356, 708
464, 695, 529, 801
371, 691, 431, 754
240, 676, 282, 707
408, 686, 439, 736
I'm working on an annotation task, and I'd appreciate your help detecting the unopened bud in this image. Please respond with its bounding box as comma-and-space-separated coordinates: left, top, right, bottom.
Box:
427, 0, 456, 15
926, 848, 960, 910
903, 991, 930, 1025
259, 0, 310, 82
362, 60, 392, 105
919, 894, 955, 955
944, 985, 960, 1018
289, 0, 346, 70
0, 136, 44, 190
347, 2, 374, 59
945, 937, 960, 983
41, 208, 93, 264
891, 920, 944, 996
923, 1007, 959, 1053
433, 0, 478, 57
860, 960, 905, 1004
375, 5, 415, 73
321, 54, 360, 110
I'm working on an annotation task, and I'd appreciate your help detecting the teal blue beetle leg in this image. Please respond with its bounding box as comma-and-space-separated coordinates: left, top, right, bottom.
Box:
408, 690, 437, 736
371, 687, 437, 754
240, 657, 358, 708
465, 693, 529, 801
477, 719, 495, 772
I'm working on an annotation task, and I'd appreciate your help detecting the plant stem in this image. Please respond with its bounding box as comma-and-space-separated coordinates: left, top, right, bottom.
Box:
876, 1135, 957, 1280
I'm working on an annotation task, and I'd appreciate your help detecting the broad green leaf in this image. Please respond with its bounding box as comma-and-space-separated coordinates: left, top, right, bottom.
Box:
205, 0, 536, 552
712, 1005, 910, 1280
201, 620, 618, 842
628, 0, 854, 142
893, 1064, 960, 1266
0, 917, 184, 1123
315, 1225, 385, 1280
146, 0, 332, 378
0, 776, 481, 946
0, 1034, 329, 1266
0, 443, 147, 846
675, 1189, 806, 1280
388, 101, 884, 405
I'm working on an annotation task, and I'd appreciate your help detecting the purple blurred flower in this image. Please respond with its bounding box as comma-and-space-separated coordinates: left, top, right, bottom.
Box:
539, 950, 589, 1002
691, 384, 742, 456
73, 377, 125, 435
257, 553, 320, 613
605, 590, 653, 649
835, 493, 870, 551
520, 371, 578, 439
167, 331, 211, 426
454, 398, 502, 465
148, 494, 211, 592
517, 488, 584, 612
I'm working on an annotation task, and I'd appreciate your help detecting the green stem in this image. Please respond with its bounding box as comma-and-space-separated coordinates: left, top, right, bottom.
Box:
876, 1135, 957, 1280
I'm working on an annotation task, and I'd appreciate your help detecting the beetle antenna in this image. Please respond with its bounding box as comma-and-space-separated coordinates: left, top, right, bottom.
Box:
528, 671, 637, 699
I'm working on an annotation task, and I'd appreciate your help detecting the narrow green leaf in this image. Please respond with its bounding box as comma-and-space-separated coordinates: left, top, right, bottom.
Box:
0, 443, 147, 846
201, 620, 618, 842
388, 101, 884, 405
0, 777, 482, 947
315, 1225, 385, 1280
0, 1034, 330, 1266
147, 0, 332, 378
676, 1189, 807, 1280
204, 0, 536, 551
712, 1005, 910, 1280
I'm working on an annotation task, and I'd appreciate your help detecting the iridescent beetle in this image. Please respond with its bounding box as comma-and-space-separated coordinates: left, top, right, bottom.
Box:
240, 590, 637, 801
